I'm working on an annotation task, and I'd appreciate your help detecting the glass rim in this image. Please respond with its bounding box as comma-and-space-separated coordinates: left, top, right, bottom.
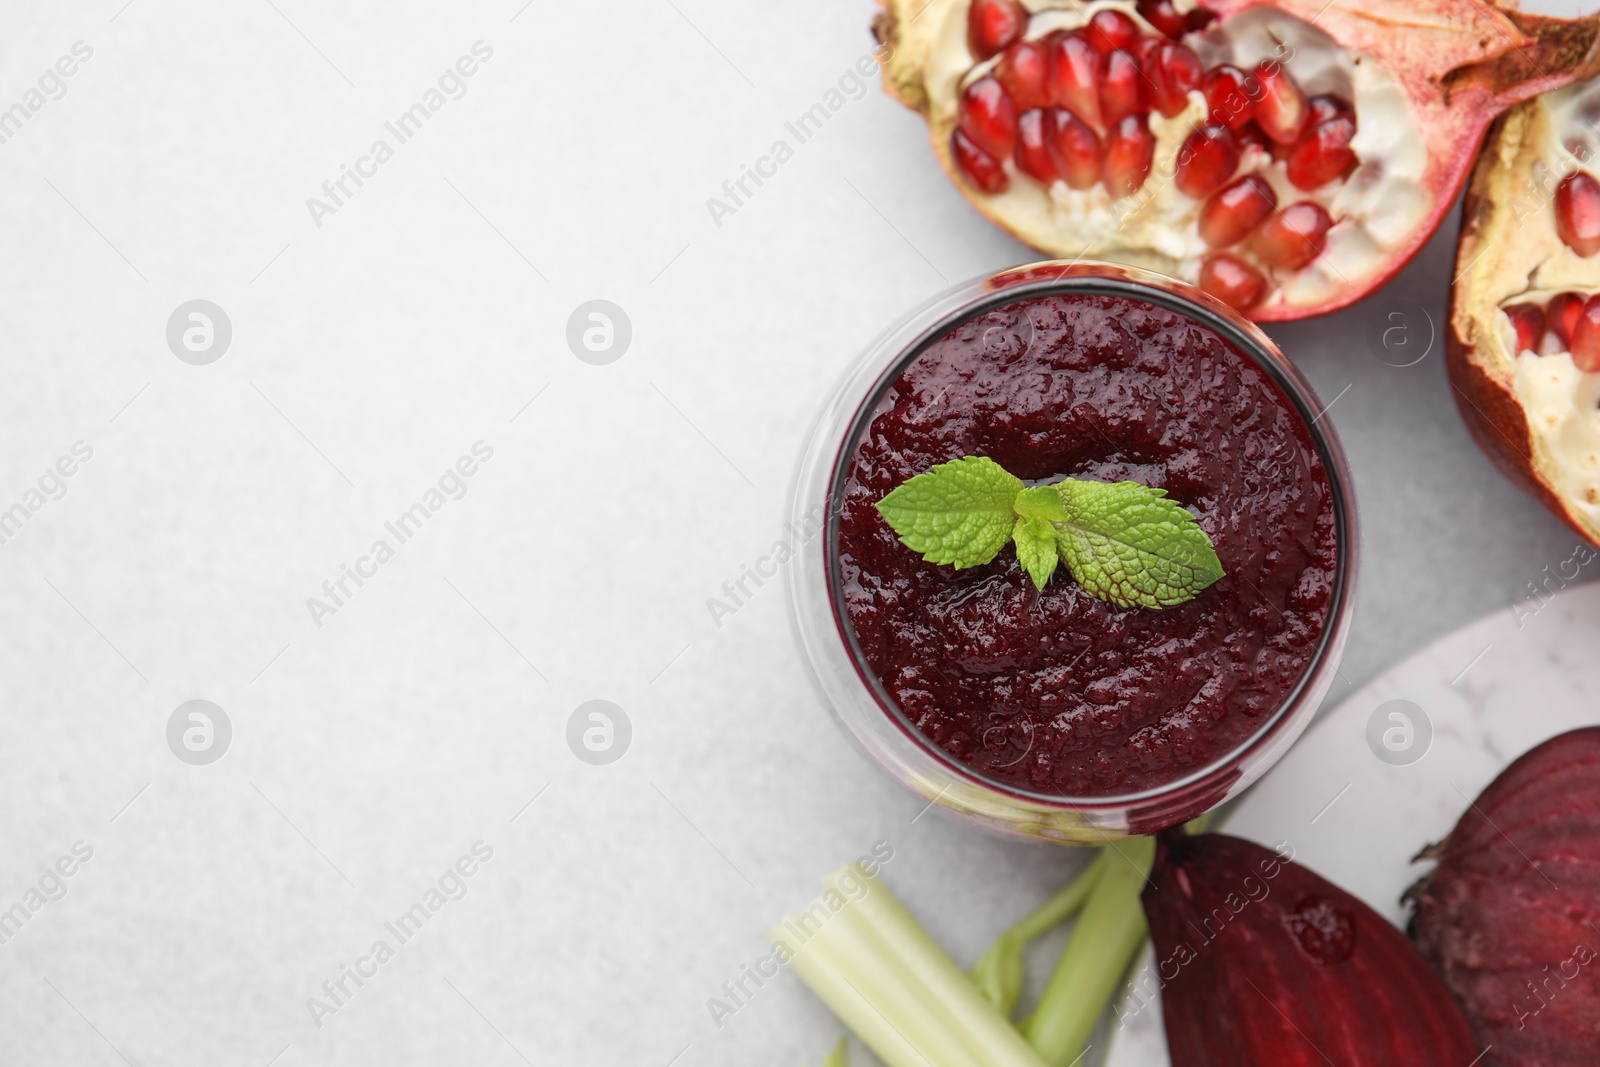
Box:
818, 261, 1358, 812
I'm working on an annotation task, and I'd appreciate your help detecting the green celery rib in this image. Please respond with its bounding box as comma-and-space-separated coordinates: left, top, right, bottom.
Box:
820, 901, 990, 1067
773, 862, 1050, 1067
825, 865, 1048, 1067
971, 851, 1108, 1017
1021, 835, 1155, 1066
778, 930, 942, 1067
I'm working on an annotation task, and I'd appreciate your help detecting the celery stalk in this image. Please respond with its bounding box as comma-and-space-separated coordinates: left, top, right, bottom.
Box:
774, 863, 1051, 1067
824, 865, 1051, 1067
970, 851, 1108, 1016
1021, 836, 1155, 1066
819, 903, 990, 1067
778, 931, 945, 1067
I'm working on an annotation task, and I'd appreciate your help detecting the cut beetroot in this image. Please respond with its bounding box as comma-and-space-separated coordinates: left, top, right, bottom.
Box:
1547, 290, 1586, 349
959, 76, 1018, 161
1149, 833, 1480, 1067
1554, 171, 1600, 257
967, 0, 1028, 61
1149, 42, 1204, 118
1100, 49, 1147, 127
1250, 202, 1333, 269
1572, 295, 1600, 371
1136, 0, 1189, 38
1253, 60, 1310, 144
1046, 31, 1103, 129
1013, 108, 1059, 184
1287, 116, 1357, 190
1199, 252, 1266, 309
1175, 122, 1240, 198
1049, 109, 1103, 190
1203, 64, 1259, 128
1085, 8, 1139, 54
1102, 114, 1154, 197
1409, 728, 1600, 1065
951, 128, 1008, 194
1199, 174, 1277, 248
995, 39, 1052, 111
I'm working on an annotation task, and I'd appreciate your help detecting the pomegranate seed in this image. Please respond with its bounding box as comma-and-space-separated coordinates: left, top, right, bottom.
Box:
1200, 253, 1267, 310
1234, 121, 1272, 157
952, 129, 1009, 194
1253, 60, 1309, 145
1548, 291, 1586, 349
960, 76, 1019, 160
995, 40, 1052, 111
1049, 109, 1103, 189
1555, 172, 1600, 257
1249, 201, 1333, 269
1137, 0, 1189, 38
1503, 303, 1546, 354
1100, 49, 1147, 126
1308, 94, 1354, 127
1102, 114, 1155, 197
1174, 122, 1240, 198
1132, 34, 1163, 67
1149, 42, 1203, 118
1014, 108, 1059, 184
1571, 295, 1600, 372
1204, 64, 1259, 128
1186, 6, 1217, 32
1086, 9, 1139, 53
1198, 175, 1277, 248
1047, 31, 1103, 128
1286, 116, 1357, 190
968, 0, 1028, 61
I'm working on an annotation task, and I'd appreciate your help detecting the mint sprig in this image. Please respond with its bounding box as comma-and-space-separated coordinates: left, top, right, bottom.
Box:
872, 456, 1021, 567
874, 457, 1224, 608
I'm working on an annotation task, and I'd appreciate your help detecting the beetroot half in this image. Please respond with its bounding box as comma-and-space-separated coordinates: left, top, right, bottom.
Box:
1408, 726, 1600, 1065
1144, 831, 1481, 1066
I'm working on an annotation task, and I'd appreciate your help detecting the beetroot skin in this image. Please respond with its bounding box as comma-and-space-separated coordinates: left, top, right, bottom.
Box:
1408, 726, 1600, 1064
1145, 832, 1481, 1066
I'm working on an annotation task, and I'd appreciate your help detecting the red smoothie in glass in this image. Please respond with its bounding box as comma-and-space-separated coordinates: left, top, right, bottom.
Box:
836, 290, 1337, 798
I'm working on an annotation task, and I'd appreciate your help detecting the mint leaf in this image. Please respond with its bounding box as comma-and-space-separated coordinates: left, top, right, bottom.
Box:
1014, 484, 1068, 522
875, 456, 1023, 568
1053, 480, 1225, 608
876, 455, 1224, 609
1012, 516, 1059, 591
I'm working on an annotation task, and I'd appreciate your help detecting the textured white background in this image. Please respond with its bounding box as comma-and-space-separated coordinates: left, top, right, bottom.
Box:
0, 1, 1593, 1065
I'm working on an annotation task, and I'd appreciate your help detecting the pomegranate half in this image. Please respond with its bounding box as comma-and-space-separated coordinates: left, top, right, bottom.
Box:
1449, 73, 1600, 546
872, 0, 1600, 320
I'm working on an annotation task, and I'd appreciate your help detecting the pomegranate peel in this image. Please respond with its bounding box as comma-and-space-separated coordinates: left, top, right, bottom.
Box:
1448, 74, 1600, 547
1408, 727, 1600, 1064
1145, 831, 1482, 1066
871, 0, 1600, 321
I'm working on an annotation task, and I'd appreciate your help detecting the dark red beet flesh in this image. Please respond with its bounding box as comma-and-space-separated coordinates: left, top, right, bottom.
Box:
1147, 833, 1482, 1066
1409, 727, 1600, 1064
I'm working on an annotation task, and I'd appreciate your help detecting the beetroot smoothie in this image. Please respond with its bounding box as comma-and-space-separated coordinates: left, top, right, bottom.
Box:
834, 290, 1338, 798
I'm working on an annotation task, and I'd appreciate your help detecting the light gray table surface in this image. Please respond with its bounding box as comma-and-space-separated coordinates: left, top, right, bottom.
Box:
0, 2, 1591, 1065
